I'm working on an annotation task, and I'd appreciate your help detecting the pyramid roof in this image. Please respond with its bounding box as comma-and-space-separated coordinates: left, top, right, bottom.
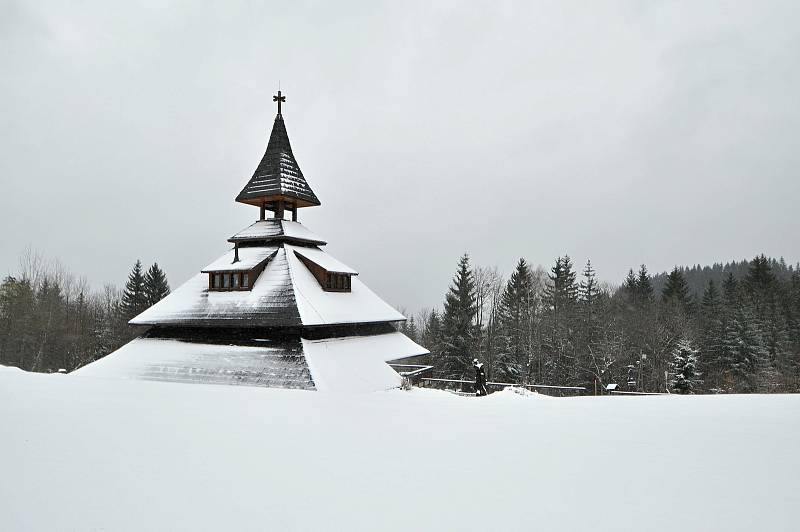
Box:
130, 226, 404, 328
235, 114, 320, 208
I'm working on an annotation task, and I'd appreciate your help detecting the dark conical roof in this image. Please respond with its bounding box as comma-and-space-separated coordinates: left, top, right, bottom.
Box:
236, 114, 321, 208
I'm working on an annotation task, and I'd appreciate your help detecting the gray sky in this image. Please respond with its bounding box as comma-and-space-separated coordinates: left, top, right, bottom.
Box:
2, 1, 799, 314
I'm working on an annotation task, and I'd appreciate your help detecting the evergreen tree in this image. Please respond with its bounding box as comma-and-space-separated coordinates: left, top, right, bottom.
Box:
662, 267, 691, 313
579, 260, 599, 308
722, 272, 739, 307
120, 260, 148, 322
636, 264, 654, 304
745, 254, 776, 313
699, 279, 723, 388
623, 268, 638, 298
422, 309, 442, 354
495, 258, 534, 383
401, 316, 419, 342
720, 308, 769, 392
438, 254, 478, 379
144, 263, 170, 307
542, 256, 579, 384
669, 339, 702, 394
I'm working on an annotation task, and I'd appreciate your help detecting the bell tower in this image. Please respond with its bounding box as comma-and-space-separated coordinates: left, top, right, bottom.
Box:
235, 91, 321, 222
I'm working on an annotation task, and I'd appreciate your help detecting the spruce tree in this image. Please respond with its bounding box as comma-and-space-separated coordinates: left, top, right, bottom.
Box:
662, 267, 691, 313
579, 260, 599, 308
120, 260, 148, 322
722, 272, 739, 307
623, 268, 638, 298
439, 254, 478, 379
699, 279, 723, 388
402, 316, 419, 342
496, 258, 533, 383
669, 339, 702, 394
422, 310, 442, 355
144, 263, 170, 307
720, 308, 769, 392
543, 256, 579, 384
636, 264, 654, 304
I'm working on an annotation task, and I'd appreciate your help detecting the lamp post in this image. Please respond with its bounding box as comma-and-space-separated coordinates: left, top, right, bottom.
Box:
639, 352, 647, 392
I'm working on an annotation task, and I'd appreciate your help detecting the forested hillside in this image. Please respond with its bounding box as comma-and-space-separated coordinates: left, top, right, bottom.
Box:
405, 254, 800, 394
650, 258, 797, 298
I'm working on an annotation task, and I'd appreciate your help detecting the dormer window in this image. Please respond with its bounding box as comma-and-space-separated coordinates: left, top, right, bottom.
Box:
202, 247, 276, 292
325, 272, 351, 292
294, 249, 357, 293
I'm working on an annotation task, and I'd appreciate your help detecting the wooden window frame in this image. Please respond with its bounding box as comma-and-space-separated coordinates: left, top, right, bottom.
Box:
207, 267, 264, 292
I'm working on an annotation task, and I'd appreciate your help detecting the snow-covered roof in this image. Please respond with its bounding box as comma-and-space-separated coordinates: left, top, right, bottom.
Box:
74, 337, 315, 389
201, 247, 276, 272
303, 332, 428, 393
131, 244, 405, 327
293, 247, 358, 275
131, 245, 302, 327
236, 114, 320, 208
285, 244, 404, 326
76, 332, 428, 393
228, 219, 327, 245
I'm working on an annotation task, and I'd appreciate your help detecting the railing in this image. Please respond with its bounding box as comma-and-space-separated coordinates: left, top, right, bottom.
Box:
388, 364, 434, 387
419, 377, 587, 397
608, 390, 667, 396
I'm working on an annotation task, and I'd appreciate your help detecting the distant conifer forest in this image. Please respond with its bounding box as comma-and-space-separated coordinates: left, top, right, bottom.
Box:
2, 249, 799, 394
400, 254, 800, 394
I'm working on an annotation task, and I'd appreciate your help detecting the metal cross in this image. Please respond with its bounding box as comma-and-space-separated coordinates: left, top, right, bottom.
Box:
273, 90, 285, 114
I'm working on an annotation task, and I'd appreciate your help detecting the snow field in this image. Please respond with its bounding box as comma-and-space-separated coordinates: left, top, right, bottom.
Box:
1, 368, 798, 531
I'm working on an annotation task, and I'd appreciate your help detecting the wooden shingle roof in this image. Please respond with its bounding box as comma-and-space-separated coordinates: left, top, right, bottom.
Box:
235, 114, 321, 208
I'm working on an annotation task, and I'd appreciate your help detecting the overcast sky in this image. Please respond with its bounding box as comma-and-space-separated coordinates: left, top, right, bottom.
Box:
1, 1, 799, 314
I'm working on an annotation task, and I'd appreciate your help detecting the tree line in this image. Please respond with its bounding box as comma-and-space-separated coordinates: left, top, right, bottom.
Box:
401, 254, 800, 394
0, 252, 170, 373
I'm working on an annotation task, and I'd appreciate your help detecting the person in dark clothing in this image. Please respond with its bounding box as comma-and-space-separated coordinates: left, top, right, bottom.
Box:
473, 358, 488, 396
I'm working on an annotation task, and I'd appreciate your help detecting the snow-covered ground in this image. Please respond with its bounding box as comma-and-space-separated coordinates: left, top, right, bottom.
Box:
1, 367, 798, 531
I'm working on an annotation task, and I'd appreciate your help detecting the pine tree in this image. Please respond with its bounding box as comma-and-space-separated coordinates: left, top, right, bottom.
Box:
144, 263, 170, 307
120, 260, 148, 322
438, 254, 478, 379
669, 339, 702, 394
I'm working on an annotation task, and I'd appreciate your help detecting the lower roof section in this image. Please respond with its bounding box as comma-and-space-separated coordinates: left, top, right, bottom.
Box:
74, 331, 429, 393
302, 332, 428, 393
74, 337, 315, 390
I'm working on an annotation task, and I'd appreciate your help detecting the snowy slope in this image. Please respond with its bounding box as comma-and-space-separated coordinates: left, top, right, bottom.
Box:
1, 369, 798, 531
